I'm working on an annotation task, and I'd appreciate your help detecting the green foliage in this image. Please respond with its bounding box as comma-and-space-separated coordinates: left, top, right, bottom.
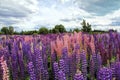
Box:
39, 27, 49, 34
32, 32, 38, 37
0, 31, 2, 34
0, 22, 110, 35
52, 28, 59, 33
49, 29, 53, 33
90, 30, 109, 34
13, 31, 20, 35
69, 29, 73, 33
81, 20, 92, 32
73, 28, 80, 33
20, 30, 24, 35
53, 24, 66, 33
21, 30, 38, 35
33, 32, 38, 35
1, 27, 9, 34
8, 26, 14, 35
1, 26, 14, 35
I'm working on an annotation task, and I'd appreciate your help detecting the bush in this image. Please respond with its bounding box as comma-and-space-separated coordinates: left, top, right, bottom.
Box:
39, 27, 49, 34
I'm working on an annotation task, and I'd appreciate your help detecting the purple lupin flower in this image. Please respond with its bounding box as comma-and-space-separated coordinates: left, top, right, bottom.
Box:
110, 62, 116, 77
11, 49, 19, 80
42, 45, 48, 70
61, 47, 69, 77
42, 69, 49, 80
27, 51, 33, 62
76, 53, 80, 68
18, 51, 25, 79
96, 53, 102, 72
62, 47, 68, 60
0, 55, 2, 79
71, 52, 77, 77
68, 54, 74, 78
80, 51, 87, 80
34, 48, 43, 79
74, 44, 80, 53
74, 70, 84, 80
91, 52, 102, 79
58, 70, 66, 80
97, 67, 112, 80
89, 55, 95, 80
28, 62, 36, 80
115, 62, 120, 79
51, 52, 57, 64
59, 59, 66, 75
53, 62, 59, 80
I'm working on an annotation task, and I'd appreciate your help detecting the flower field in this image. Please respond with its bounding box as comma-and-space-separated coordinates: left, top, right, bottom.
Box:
0, 31, 120, 80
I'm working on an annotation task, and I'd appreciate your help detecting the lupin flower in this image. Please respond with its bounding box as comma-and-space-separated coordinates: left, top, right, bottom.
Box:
115, 62, 120, 79
53, 62, 59, 80
59, 59, 66, 75
61, 47, 69, 76
97, 67, 112, 80
28, 62, 36, 80
110, 62, 116, 77
51, 52, 57, 64
62, 47, 68, 59
58, 70, 66, 80
34, 48, 46, 80
0, 56, 9, 80
18, 51, 25, 79
11, 49, 19, 80
74, 70, 84, 80
80, 51, 87, 80
89, 55, 95, 80
96, 53, 102, 71
42, 69, 49, 80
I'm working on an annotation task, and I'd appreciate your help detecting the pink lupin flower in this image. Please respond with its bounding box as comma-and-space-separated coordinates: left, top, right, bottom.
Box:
89, 35, 95, 53
51, 41, 56, 54
0, 56, 9, 80
55, 36, 64, 56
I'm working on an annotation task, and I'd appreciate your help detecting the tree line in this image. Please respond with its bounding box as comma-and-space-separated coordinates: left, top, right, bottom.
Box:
0, 20, 115, 35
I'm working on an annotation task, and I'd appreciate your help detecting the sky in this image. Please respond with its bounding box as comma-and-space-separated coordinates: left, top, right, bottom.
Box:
0, 0, 120, 32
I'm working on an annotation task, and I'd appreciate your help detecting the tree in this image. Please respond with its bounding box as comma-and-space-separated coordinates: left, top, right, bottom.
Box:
49, 29, 53, 33
73, 28, 80, 33
52, 28, 59, 33
69, 29, 73, 33
54, 24, 66, 33
1, 27, 9, 34
0, 31, 2, 34
8, 26, 14, 35
14, 31, 20, 35
39, 27, 49, 34
20, 30, 24, 35
81, 20, 92, 32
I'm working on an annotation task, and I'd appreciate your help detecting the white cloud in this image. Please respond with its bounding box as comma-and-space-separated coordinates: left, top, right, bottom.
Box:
0, 0, 120, 32
0, 0, 39, 30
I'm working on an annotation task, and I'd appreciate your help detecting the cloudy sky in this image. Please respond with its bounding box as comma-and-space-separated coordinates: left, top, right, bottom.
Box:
0, 0, 120, 32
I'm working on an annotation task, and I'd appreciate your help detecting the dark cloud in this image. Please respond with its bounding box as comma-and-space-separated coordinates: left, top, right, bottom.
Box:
110, 21, 120, 26
0, 7, 33, 18
0, 0, 39, 28
111, 17, 120, 21
75, 0, 120, 16
60, 18, 75, 22
0, 17, 20, 25
0, 1, 35, 18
